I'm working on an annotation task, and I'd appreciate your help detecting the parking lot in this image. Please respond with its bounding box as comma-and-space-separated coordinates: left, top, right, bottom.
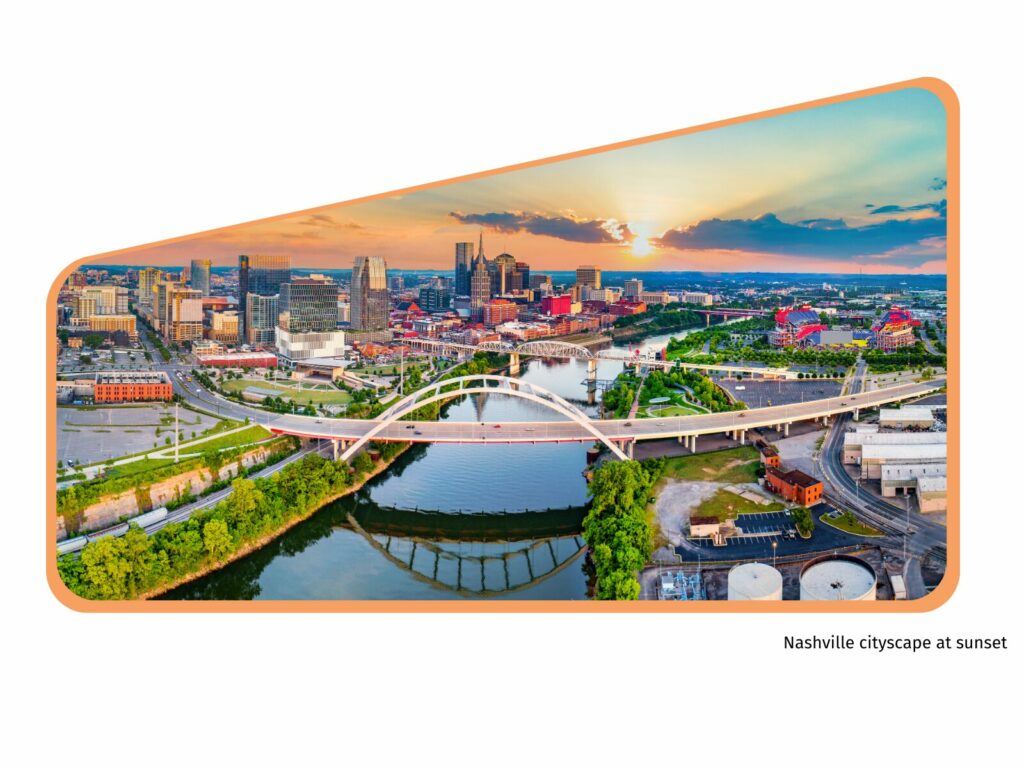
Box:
57, 404, 225, 465
676, 503, 865, 562
715, 378, 843, 408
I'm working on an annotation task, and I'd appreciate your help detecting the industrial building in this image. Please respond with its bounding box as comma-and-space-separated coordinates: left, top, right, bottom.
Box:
858, 443, 947, 479
879, 406, 935, 429
842, 431, 946, 464
880, 464, 948, 512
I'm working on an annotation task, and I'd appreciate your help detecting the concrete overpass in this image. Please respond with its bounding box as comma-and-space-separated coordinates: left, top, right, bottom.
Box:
260, 375, 944, 461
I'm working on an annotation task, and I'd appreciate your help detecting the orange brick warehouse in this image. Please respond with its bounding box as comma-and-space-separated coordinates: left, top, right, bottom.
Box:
93, 371, 173, 403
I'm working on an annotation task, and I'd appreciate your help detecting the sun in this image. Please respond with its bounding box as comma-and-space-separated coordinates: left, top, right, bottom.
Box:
631, 236, 653, 257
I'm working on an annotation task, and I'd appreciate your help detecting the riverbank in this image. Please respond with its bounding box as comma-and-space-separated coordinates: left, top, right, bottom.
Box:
136, 443, 413, 599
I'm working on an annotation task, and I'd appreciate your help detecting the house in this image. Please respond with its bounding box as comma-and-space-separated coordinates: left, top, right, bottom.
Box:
764, 466, 823, 506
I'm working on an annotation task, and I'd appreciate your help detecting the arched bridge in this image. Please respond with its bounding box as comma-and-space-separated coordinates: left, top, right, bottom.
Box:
338, 374, 629, 461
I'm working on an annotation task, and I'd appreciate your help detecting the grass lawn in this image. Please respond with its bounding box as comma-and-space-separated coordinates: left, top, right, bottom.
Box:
693, 489, 784, 522
221, 378, 353, 405
98, 457, 177, 480
644, 404, 700, 417
178, 425, 273, 453
819, 511, 884, 537
661, 446, 761, 484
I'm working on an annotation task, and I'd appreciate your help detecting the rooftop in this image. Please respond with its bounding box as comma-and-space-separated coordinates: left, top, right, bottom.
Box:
96, 371, 171, 385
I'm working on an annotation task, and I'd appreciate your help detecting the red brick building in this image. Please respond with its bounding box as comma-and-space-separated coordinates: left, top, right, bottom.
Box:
764, 466, 823, 506
483, 299, 519, 326
94, 371, 173, 403
760, 444, 781, 468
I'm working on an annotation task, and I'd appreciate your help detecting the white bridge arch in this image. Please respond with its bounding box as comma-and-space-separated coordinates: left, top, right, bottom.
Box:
338, 374, 629, 462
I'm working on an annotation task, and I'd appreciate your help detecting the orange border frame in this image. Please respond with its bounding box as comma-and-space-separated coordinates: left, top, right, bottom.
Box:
46, 77, 959, 613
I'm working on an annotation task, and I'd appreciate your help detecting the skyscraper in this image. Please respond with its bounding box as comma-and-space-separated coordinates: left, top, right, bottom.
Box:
454, 241, 474, 296
138, 267, 161, 307
350, 255, 389, 332
492, 252, 516, 295
238, 254, 290, 342
624, 278, 643, 299
190, 259, 212, 297
279, 278, 338, 333
246, 293, 279, 346
576, 265, 602, 290
470, 257, 491, 312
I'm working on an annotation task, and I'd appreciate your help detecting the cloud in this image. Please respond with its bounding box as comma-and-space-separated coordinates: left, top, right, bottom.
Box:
868, 199, 946, 216
449, 210, 633, 244
295, 213, 364, 230
654, 210, 946, 266
929, 177, 947, 191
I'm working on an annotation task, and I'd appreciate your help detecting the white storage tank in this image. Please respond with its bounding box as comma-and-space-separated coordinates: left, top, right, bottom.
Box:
800, 555, 877, 601
727, 562, 783, 601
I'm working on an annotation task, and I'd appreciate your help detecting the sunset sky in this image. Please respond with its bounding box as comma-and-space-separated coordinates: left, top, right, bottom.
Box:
106, 87, 948, 274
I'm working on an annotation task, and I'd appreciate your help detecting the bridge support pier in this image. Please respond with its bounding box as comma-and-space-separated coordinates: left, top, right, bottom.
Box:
783, 423, 790, 437
587, 358, 598, 381
853, 409, 859, 421
739, 430, 746, 446
626, 440, 635, 460
633, 362, 641, 375
509, 352, 520, 376
690, 434, 698, 453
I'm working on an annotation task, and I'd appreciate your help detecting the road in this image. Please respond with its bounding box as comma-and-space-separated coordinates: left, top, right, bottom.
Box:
815, 358, 947, 598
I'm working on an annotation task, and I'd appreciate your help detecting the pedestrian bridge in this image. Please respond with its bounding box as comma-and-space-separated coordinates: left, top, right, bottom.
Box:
266, 375, 945, 461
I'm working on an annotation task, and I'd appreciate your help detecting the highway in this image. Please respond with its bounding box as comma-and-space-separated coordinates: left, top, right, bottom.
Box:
221, 376, 943, 446
88, 326, 946, 451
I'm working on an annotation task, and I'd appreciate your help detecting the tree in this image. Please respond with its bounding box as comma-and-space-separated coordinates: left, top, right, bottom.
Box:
202, 519, 233, 561
82, 332, 105, 349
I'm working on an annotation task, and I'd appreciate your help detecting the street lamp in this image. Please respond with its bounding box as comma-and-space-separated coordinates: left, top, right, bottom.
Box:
772, 540, 777, 568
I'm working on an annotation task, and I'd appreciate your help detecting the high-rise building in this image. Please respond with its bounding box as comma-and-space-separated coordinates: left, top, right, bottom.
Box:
681, 290, 713, 306
166, 287, 203, 342
624, 278, 643, 299
350, 255, 389, 332
238, 254, 290, 342
278, 278, 338, 333
454, 241, 474, 296
418, 286, 451, 312
492, 252, 517, 295
470, 258, 491, 311
208, 311, 240, 344
245, 293, 279, 346
138, 268, 161, 307
575, 265, 602, 292
80, 285, 129, 315
513, 261, 530, 292
483, 299, 519, 326
190, 259, 212, 297
389, 275, 405, 293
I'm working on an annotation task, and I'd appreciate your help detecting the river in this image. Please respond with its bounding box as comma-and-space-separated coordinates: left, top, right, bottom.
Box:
161, 326, 707, 601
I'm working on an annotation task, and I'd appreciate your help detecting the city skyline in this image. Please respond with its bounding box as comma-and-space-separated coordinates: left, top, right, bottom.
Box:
79, 86, 948, 277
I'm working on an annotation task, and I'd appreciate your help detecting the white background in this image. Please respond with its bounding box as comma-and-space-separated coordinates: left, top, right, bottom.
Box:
2, 1, 1020, 765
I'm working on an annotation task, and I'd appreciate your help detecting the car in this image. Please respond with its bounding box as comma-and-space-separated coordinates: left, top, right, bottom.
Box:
493, 424, 501, 429
413, 430, 422, 435
738, 412, 746, 417
624, 422, 632, 427
405, 424, 415, 429
315, 419, 323, 424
